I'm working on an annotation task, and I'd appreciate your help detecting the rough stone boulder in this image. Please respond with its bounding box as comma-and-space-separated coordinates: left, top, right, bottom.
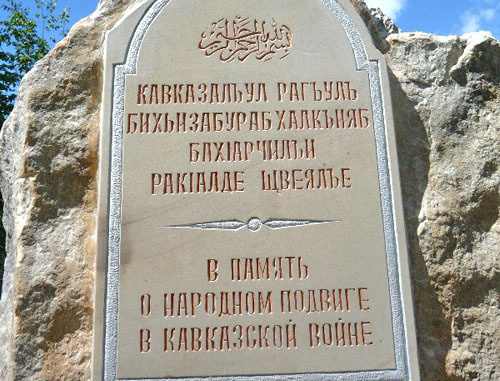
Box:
387, 30, 499, 380
0, 0, 498, 379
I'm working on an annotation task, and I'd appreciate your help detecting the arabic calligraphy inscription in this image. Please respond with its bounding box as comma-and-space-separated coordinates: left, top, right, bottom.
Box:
199, 16, 292, 62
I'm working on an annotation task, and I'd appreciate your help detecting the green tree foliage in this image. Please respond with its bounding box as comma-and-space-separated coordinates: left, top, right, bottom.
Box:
0, 0, 70, 126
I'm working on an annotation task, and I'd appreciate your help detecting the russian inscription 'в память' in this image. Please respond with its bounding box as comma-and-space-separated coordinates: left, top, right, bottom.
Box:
94, 0, 420, 380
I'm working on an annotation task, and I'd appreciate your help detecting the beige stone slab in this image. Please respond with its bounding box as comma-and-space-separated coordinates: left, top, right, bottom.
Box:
94, 0, 419, 379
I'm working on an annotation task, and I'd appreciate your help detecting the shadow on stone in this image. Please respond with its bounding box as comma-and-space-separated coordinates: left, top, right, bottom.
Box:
388, 69, 457, 380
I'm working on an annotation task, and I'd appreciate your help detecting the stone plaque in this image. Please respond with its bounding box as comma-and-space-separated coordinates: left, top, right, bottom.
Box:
94, 0, 419, 379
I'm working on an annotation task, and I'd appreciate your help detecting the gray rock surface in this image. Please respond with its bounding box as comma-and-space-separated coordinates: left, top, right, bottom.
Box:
0, 0, 498, 380
350, 0, 401, 53
387, 30, 499, 380
0, 1, 134, 380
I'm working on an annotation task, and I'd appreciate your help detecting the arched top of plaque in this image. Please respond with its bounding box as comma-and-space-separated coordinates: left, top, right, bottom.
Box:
107, 0, 381, 75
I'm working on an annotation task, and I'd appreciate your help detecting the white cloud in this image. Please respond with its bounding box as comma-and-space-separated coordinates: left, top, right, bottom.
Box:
461, 11, 481, 34
479, 8, 495, 21
460, 7, 497, 34
364, 0, 407, 20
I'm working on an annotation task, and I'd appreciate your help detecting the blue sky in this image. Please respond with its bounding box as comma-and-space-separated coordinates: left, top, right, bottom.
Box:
4, 0, 500, 43
367, 0, 499, 37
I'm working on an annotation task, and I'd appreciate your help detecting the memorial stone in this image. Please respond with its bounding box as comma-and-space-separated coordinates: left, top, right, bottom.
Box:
94, 0, 420, 379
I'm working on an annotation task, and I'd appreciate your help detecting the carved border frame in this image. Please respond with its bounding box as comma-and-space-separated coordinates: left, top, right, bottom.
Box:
103, 0, 411, 379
